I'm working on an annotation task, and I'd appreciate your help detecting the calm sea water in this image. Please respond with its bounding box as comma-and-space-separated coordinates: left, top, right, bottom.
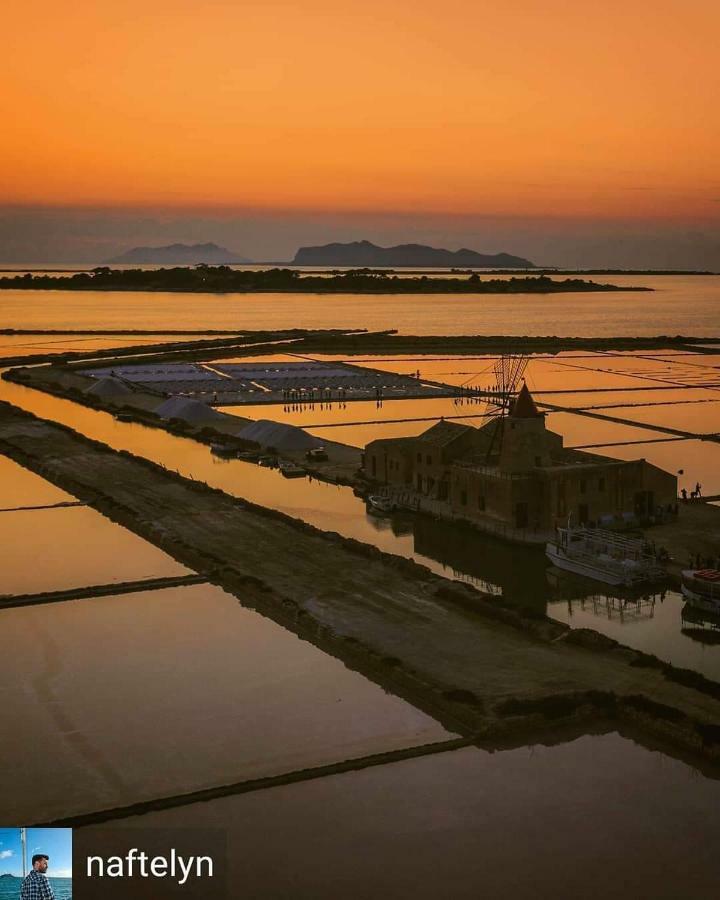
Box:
0, 877, 71, 899
0, 274, 718, 336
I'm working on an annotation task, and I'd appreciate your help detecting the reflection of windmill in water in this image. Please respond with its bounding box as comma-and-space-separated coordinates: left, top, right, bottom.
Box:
458, 353, 530, 462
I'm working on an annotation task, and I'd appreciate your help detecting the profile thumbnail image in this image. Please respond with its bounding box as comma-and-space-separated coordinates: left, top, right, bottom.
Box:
0, 829, 71, 900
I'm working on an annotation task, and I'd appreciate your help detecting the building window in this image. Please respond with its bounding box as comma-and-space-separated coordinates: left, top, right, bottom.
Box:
478, 494, 486, 511
416, 452, 421, 463
535, 456, 542, 467
371, 457, 376, 476
599, 477, 605, 492
580, 479, 587, 495
460, 489, 467, 506
426, 454, 432, 465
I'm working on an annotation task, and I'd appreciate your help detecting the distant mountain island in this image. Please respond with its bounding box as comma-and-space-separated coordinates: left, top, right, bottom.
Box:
292, 240, 535, 268
106, 243, 251, 265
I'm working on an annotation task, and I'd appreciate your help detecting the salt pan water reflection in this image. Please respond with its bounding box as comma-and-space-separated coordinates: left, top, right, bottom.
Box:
0, 333, 223, 359
0, 582, 450, 823
0, 505, 190, 596
0, 453, 74, 507
85, 732, 720, 899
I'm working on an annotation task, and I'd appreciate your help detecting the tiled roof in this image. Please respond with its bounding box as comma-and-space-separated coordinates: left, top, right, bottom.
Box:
417, 420, 474, 446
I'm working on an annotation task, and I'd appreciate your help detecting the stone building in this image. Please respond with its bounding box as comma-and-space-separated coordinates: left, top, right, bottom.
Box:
363, 385, 676, 535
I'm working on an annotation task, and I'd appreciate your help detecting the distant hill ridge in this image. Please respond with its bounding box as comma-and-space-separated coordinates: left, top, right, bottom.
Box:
106, 242, 251, 265
292, 240, 535, 268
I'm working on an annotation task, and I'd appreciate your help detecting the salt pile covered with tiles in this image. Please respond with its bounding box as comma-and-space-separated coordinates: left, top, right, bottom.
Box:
84, 376, 134, 399
154, 396, 228, 425
238, 420, 321, 450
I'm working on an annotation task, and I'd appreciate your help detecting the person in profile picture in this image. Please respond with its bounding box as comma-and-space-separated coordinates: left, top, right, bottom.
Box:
20, 854, 55, 900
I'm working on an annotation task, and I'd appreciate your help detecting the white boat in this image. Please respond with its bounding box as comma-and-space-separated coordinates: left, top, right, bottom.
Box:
546, 526, 666, 587
366, 494, 395, 516
681, 569, 720, 612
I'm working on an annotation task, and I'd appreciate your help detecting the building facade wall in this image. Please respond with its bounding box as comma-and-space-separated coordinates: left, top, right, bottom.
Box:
499, 417, 558, 472
365, 428, 677, 532
543, 460, 677, 528
364, 441, 412, 486
448, 466, 515, 524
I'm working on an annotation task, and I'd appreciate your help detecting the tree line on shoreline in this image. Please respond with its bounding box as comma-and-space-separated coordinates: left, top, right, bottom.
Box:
0, 266, 651, 293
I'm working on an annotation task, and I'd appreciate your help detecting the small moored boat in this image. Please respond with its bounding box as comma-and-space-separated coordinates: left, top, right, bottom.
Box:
210, 443, 240, 458
366, 494, 396, 516
279, 460, 306, 478
681, 569, 720, 612
306, 447, 329, 462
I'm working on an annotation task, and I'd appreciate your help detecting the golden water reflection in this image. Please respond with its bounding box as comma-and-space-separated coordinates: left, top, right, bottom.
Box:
0, 506, 190, 595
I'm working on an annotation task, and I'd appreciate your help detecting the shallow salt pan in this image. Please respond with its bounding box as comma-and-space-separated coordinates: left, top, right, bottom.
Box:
0, 453, 75, 507
82, 732, 720, 899
0, 582, 451, 822
0, 505, 190, 596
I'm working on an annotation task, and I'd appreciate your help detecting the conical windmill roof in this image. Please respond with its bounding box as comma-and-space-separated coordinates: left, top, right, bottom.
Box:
510, 383, 543, 418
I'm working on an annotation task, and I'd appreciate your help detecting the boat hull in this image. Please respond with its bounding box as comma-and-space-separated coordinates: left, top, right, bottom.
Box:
280, 467, 306, 478
546, 543, 629, 586
681, 584, 720, 612
680, 569, 720, 612
366, 496, 395, 516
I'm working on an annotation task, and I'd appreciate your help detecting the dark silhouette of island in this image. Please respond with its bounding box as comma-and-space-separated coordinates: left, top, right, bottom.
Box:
106, 242, 251, 265
0, 267, 651, 294
292, 240, 535, 268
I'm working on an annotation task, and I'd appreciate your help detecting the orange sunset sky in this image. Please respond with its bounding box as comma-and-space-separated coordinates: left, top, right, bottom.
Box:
1, 1, 719, 264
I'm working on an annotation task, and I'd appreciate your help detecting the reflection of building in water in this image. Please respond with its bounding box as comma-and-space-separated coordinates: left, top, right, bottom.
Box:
546, 566, 663, 623
411, 515, 549, 613
450, 571, 503, 596
364, 385, 676, 541
557, 593, 658, 624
